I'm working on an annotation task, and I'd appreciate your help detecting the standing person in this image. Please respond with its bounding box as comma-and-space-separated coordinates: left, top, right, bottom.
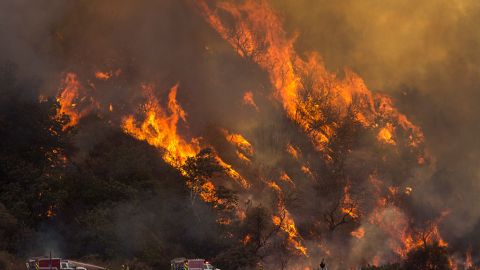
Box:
320, 258, 326, 270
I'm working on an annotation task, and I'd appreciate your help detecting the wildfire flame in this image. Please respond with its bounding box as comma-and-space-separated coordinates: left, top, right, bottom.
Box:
377, 123, 396, 145
341, 184, 359, 219
223, 129, 254, 163
268, 179, 307, 256
45, 1, 452, 267
273, 210, 308, 256
199, 181, 218, 203
197, 0, 424, 153
213, 155, 250, 188
56, 72, 99, 131
197, 0, 437, 265
122, 83, 200, 167
367, 188, 448, 259
56, 73, 82, 130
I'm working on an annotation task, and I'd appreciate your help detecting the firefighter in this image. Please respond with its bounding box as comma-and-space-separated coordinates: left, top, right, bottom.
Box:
320, 258, 326, 270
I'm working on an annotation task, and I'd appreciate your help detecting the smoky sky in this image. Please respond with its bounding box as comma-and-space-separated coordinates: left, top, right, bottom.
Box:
2, 0, 480, 260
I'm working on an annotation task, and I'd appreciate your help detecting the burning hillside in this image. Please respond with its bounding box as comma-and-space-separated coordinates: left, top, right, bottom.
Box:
1, 0, 480, 270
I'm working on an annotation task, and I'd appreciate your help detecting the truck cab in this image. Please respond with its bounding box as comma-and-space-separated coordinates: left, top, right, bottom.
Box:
203, 262, 216, 270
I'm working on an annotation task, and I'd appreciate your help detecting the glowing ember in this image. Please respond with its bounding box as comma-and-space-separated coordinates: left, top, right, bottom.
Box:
46, 205, 55, 218
268, 181, 281, 192
465, 247, 473, 269
242, 91, 259, 111
351, 227, 365, 239
242, 234, 252, 245
94, 69, 122, 80
300, 165, 313, 177
95, 71, 111, 80
279, 171, 293, 185
286, 143, 300, 159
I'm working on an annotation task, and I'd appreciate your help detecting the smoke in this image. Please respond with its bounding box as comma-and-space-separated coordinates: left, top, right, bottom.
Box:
0, 0, 68, 83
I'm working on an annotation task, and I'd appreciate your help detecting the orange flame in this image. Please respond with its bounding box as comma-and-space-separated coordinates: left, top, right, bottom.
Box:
268, 178, 307, 256
56, 73, 81, 130
122, 85, 248, 191
225, 132, 253, 154
224, 130, 253, 155
56, 73, 97, 130
273, 210, 308, 256
121, 83, 200, 167
197, 0, 424, 152
377, 123, 396, 145
341, 184, 359, 219
214, 155, 250, 188
223, 129, 254, 163
369, 197, 448, 258
199, 181, 218, 203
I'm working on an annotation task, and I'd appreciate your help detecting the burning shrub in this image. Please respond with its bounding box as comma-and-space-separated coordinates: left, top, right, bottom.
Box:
403, 242, 451, 270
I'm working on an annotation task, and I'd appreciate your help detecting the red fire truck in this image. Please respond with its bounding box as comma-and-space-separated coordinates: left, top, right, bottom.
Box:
170, 258, 220, 270
26, 257, 88, 270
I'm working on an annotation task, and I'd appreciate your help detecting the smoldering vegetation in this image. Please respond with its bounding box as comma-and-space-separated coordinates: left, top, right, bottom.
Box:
0, 0, 480, 270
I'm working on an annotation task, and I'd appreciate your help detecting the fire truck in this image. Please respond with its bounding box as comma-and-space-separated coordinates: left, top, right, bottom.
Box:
25, 257, 97, 270
170, 258, 220, 270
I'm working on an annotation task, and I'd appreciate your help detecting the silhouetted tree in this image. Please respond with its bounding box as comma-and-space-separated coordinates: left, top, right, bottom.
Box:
404, 242, 451, 270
